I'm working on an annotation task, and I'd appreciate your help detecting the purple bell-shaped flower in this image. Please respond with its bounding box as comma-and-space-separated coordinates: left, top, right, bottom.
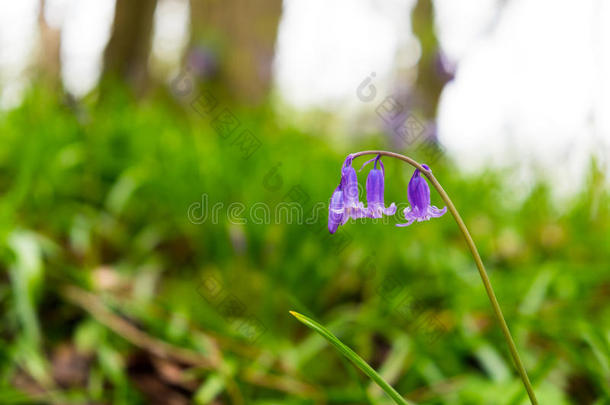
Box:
341, 157, 365, 221
397, 164, 447, 227
364, 155, 396, 218
328, 156, 366, 234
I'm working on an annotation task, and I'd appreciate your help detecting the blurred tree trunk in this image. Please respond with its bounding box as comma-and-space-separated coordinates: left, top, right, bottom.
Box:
103, 0, 158, 94
188, 0, 282, 105
37, 0, 61, 86
411, 0, 451, 120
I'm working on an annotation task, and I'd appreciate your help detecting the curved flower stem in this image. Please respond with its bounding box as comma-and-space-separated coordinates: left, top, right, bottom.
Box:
350, 151, 538, 405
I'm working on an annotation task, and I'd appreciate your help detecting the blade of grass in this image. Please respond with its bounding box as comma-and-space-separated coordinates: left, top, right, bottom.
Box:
289, 311, 413, 405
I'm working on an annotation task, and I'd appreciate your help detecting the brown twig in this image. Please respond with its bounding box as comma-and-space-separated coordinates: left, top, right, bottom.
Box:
62, 285, 219, 368
61, 285, 324, 402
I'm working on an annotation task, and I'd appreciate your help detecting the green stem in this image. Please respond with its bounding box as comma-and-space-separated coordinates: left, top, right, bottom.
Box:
350, 151, 538, 405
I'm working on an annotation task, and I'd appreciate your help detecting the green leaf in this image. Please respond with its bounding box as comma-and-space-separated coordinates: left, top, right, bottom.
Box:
194, 373, 225, 404
289, 311, 413, 405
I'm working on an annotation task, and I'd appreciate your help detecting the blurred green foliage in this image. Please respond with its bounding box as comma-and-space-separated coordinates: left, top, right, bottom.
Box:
0, 85, 608, 404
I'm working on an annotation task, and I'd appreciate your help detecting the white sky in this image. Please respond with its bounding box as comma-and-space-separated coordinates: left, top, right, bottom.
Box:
436, 0, 610, 194
58, 0, 116, 97
0, 0, 39, 108
0, 0, 608, 196
150, 0, 190, 78
273, 0, 414, 109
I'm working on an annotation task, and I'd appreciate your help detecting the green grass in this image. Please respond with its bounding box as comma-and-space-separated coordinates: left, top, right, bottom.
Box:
0, 84, 608, 404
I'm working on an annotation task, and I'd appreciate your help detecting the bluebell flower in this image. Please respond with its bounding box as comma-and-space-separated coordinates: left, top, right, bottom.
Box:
397, 164, 447, 227
363, 155, 396, 218
341, 157, 366, 220
328, 156, 365, 234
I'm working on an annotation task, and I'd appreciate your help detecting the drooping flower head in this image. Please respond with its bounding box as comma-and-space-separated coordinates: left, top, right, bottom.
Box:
341, 155, 365, 220
397, 164, 447, 227
328, 155, 366, 234
363, 155, 396, 218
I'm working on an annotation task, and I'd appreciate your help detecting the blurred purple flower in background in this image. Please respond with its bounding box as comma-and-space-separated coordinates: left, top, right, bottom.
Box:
435, 51, 456, 84
188, 46, 218, 79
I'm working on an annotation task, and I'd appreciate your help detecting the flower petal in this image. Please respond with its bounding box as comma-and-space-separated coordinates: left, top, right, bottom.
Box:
427, 205, 447, 218
345, 202, 366, 220
396, 218, 415, 227
383, 202, 397, 216
328, 187, 344, 233
366, 202, 394, 218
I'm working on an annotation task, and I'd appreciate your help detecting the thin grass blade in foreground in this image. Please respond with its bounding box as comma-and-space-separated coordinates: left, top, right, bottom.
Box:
289, 311, 413, 405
